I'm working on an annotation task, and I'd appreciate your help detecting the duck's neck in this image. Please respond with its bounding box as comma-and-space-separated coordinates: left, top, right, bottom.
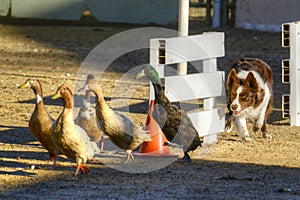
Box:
84, 90, 92, 102
62, 107, 73, 122
32, 87, 52, 120
36, 94, 43, 104
32, 86, 44, 105
150, 82, 171, 106
151, 82, 164, 98
32, 89, 46, 113
63, 95, 73, 110
94, 86, 110, 112
61, 96, 74, 122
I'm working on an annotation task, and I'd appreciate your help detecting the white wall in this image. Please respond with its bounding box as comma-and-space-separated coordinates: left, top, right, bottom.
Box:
236, 0, 300, 32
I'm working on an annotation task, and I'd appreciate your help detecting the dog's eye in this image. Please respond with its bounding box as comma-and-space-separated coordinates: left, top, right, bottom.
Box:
240, 95, 247, 101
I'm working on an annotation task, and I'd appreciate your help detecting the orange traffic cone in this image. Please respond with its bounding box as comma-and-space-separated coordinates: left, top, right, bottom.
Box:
136, 100, 177, 157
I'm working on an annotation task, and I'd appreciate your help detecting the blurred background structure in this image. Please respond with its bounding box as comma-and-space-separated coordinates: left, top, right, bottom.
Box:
0, 0, 232, 26
1, 0, 299, 31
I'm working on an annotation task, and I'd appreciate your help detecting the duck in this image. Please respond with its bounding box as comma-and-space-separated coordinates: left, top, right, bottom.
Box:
135, 64, 202, 163
19, 78, 60, 169
51, 85, 100, 180
81, 78, 152, 163
75, 74, 104, 151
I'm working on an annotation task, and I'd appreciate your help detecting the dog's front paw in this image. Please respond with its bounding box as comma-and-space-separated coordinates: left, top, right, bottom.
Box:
244, 136, 252, 142
253, 126, 260, 133
262, 132, 272, 139
224, 125, 232, 133
224, 116, 233, 133
239, 135, 252, 142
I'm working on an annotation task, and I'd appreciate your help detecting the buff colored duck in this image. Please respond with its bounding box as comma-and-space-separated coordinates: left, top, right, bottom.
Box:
82, 79, 151, 163
135, 64, 202, 163
75, 74, 104, 151
51, 85, 100, 180
19, 78, 60, 168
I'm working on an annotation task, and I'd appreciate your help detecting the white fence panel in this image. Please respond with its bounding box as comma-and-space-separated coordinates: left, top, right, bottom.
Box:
150, 32, 225, 144
163, 72, 225, 102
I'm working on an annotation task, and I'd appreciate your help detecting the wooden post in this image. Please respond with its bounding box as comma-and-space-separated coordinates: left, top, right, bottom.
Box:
177, 0, 189, 75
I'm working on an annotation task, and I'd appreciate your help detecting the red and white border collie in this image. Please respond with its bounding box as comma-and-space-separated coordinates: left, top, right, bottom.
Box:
225, 58, 273, 141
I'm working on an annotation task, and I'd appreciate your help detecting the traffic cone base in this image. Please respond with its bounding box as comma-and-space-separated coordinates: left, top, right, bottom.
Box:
134, 100, 179, 158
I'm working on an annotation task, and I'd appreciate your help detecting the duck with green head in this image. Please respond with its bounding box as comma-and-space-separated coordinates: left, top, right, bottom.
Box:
136, 64, 202, 163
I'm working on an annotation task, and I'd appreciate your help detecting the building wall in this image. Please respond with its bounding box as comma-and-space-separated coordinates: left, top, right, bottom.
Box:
236, 0, 300, 32
0, 0, 179, 25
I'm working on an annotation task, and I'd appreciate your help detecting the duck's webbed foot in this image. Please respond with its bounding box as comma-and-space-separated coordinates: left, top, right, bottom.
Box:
179, 152, 192, 163
124, 150, 134, 163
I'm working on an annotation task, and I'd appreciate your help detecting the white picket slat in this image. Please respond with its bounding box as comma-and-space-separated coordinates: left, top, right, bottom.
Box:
187, 108, 225, 136
153, 32, 224, 65
163, 72, 225, 102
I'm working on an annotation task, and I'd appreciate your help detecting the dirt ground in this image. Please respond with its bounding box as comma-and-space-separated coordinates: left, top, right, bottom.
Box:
0, 18, 299, 199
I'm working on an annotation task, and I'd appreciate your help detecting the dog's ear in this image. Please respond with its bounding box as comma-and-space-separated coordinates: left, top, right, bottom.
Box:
244, 72, 259, 91
226, 69, 240, 90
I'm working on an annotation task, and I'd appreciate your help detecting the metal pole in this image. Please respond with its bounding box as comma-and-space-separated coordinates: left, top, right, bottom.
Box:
213, 0, 221, 27
177, 0, 189, 75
